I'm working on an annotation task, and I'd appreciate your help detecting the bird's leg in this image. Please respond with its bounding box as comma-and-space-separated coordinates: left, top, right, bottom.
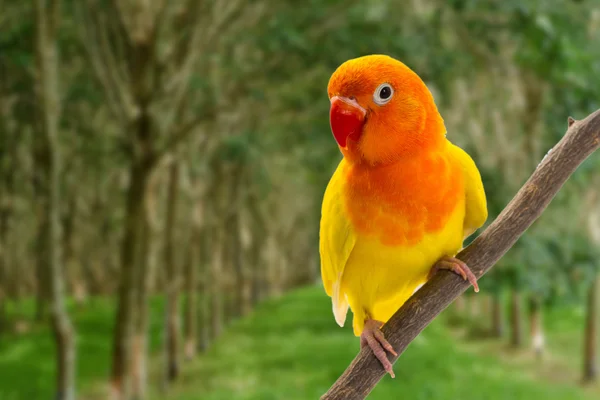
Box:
360, 319, 398, 378
429, 255, 479, 292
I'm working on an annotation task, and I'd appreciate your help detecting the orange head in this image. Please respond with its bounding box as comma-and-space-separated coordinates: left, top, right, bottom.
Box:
327, 55, 446, 165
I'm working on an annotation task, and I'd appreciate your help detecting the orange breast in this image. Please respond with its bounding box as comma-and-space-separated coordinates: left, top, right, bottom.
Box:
343, 150, 463, 247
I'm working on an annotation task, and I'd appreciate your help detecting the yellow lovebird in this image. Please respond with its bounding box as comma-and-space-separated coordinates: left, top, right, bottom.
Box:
320, 55, 487, 376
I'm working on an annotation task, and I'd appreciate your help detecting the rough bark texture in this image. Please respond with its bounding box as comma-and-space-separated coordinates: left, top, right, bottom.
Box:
321, 110, 600, 400
165, 161, 181, 382
510, 290, 524, 348
583, 277, 599, 384
34, 1, 76, 399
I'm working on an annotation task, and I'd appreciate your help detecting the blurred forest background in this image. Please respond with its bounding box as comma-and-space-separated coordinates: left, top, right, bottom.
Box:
1, 0, 600, 399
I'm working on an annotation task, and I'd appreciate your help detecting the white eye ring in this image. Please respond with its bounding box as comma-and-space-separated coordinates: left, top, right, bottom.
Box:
373, 83, 394, 106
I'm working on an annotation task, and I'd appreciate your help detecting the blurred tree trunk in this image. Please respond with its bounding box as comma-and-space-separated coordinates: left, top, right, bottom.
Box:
62, 192, 85, 304
226, 165, 244, 319
266, 233, 284, 297
583, 277, 599, 384
491, 293, 504, 338
528, 296, 544, 358
74, 2, 210, 395
164, 161, 181, 382
131, 193, 156, 400
207, 167, 226, 339
248, 194, 266, 306
239, 215, 253, 316
112, 157, 152, 400
468, 294, 481, 319
229, 211, 244, 318
34, 1, 76, 399
131, 226, 149, 400
183, 238, 198, 360
509, 290, 523, 348
0, 119, 15, 334
454, 294, 466, 315
184, 200, 203, 360
0, 191, 9, 334
198, 224, 211, 352
110, 26, 158, 397
210, 222, 225, 339
482, 295, 491, 316
34, 207, 48, 322
198, 271, 211, 352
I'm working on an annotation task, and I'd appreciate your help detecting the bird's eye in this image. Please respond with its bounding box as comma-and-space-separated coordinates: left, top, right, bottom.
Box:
373, 83, 394, 106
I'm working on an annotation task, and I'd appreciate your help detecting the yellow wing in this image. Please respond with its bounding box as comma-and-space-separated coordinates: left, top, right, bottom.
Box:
319, 159, 356, 327
448, 143, 488, 237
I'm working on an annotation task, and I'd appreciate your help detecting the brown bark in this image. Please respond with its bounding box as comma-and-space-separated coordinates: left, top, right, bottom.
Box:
164, 161, 181, 382
34, 1, 76, 399
510, 290, 523, 348
529, 296, 544, 357
321, 110, 600, 400
583, 277, 599, 384
491, 293, 504, 338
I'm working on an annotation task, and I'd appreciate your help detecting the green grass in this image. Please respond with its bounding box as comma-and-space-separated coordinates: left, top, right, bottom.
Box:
0, 288, 598, 400
159, 287, 598, 400
0, 298, 165, 399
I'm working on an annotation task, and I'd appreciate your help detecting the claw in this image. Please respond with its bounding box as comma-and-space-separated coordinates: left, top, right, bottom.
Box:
429, 255, 479, 292
360, 319, 397, 378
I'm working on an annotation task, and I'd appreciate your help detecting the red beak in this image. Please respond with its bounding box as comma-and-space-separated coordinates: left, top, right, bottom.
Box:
329, 96, 366, 148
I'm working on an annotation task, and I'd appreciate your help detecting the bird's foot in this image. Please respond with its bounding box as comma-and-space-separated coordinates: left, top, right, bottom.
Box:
360, 319, 397, 378
429, 255, 479, 292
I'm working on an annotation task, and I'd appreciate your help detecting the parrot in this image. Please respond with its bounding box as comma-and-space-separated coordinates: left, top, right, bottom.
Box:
319, 54, 487, 377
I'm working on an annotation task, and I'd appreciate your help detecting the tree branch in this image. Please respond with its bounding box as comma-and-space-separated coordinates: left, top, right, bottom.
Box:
151, 106, 216, 167
321, 108, 600, 400
75, 0, 133, 125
